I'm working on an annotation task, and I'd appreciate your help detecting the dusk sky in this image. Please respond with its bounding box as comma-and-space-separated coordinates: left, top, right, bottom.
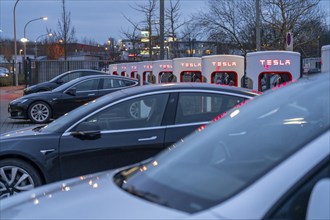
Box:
0, 0, 206, 44
1, 0, 329, 45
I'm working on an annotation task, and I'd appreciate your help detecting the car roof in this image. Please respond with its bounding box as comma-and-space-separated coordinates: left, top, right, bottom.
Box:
55, 74, 138, 90
120, 83, 259, 97
50, 69, 107, 82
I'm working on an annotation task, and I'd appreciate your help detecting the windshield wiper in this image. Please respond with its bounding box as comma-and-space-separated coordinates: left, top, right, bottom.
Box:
32, 125, 46, 132
124, 186, 170, 207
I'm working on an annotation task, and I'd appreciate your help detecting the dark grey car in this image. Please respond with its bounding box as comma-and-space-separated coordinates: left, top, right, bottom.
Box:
9, 74, 138, 123
1, 83, 258, 198
23, 69, 108, 95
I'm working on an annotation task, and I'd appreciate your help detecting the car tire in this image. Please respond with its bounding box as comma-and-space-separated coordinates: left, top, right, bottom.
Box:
0, 159, 43, 199
28, 101, 52, 124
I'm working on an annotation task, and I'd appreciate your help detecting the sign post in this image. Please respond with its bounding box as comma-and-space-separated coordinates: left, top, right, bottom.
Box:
286, 31, 293, 51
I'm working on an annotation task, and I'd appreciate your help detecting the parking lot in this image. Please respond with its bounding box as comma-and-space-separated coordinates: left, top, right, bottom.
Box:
0, 85, 35, 133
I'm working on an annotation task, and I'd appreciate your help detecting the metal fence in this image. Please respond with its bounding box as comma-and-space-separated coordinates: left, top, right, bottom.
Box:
0, 60, 114, 87
29, 60, 112, 85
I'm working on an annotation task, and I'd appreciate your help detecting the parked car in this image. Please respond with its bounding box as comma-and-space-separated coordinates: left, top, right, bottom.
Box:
0, 67, 9, 78
23, 69, 108, 95
0, 73, 328, 219
9, 74, 138, 123
0, 83, 258, 198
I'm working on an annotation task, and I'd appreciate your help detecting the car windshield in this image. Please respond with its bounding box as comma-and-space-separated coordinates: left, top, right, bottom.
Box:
49, 70, 72, 83
115, 74, 330, 213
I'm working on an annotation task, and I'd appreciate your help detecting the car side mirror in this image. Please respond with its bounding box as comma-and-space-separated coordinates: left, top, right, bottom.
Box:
71, 121, 101, 140
65, 87, 76, 96
306, 178, 330, 220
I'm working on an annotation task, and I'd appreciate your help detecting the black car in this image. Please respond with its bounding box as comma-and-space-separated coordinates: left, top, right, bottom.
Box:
9, 75, 138, 123
0, 83, 258, 198
23, 69, 108, 95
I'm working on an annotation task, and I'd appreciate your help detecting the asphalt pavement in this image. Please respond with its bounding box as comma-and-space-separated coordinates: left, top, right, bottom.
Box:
0, 85, 35, 134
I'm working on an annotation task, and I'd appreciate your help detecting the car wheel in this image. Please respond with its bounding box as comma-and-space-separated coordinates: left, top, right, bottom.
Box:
28, 101, 52, 123
0, 159, 43, 199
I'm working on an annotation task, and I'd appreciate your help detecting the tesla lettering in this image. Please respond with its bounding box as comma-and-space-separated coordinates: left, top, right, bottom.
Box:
260, 59, 291, 66
159, 64, 173, 69
212, 61, 237, 67
180, 63, 202, 68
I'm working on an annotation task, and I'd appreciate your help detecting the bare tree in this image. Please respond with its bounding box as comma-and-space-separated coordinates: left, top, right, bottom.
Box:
0, 40, 13, 63
121, 16, 142, 60
56, 0, 76, 60
126, 0, 157, 60
194, 0, 253, 54
194, 0, 325, 55
165, 0, 188, 58
261, 0, 322, 52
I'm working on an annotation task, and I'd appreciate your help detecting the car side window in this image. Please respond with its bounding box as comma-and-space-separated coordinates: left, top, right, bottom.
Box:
102, 78, 125, 89
268, 162, 330, 219
74, 79, 99, 92
123, 80, 136, 86
77, 93, 169, 131
60, 72, 81, 83
175, 92, 246, 124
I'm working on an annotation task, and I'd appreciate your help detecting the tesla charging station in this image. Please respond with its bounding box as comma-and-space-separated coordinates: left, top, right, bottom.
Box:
126, 63, 138, 79
109, 64, 118, 75
137, 61, 154, 85
246, 51, 301, 91
117, 63, 128, 77
173, 57, 202, 82
321, 45, 330, 73
152, 60, 173, 83
202, 55, 244, 86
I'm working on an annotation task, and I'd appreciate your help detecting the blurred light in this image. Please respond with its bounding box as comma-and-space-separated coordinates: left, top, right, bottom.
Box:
152, 161, 158, 166
197, 125, 206, 132
139, 165, 148, 172
20, 37, 28, 43
93, 183, 98, 188
283, 118, 306, 125
33, 199, 39, 205
230, 109, 240, 118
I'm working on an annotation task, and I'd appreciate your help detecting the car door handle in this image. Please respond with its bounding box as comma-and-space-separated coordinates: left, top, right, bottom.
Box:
87, 93, 95, 96
138, 136, 157, 141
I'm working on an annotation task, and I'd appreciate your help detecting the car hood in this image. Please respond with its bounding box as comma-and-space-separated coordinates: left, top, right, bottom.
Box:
0, 125, 47, 140
0, 170, 193, 220
24, 90, 55, 98
26, 81, 55, 90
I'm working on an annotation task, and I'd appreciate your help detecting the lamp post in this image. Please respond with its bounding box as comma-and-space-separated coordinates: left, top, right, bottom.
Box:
13, 0, 20, 86
34, 33, 53, 58
21, 16, 48, 61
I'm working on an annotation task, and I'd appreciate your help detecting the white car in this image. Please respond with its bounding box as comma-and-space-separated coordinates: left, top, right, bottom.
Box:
0, 73, 329, 219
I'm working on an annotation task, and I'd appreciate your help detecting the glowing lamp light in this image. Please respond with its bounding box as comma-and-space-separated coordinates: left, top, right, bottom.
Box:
20, 37, 28, 43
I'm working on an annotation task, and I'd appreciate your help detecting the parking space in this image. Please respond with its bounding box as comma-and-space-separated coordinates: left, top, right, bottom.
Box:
0, 86, 35, 133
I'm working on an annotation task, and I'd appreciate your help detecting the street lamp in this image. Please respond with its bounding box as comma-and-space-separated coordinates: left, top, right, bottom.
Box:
21, 16, 48, 60
13, 0, 21, 86
34, 33, 53, 58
